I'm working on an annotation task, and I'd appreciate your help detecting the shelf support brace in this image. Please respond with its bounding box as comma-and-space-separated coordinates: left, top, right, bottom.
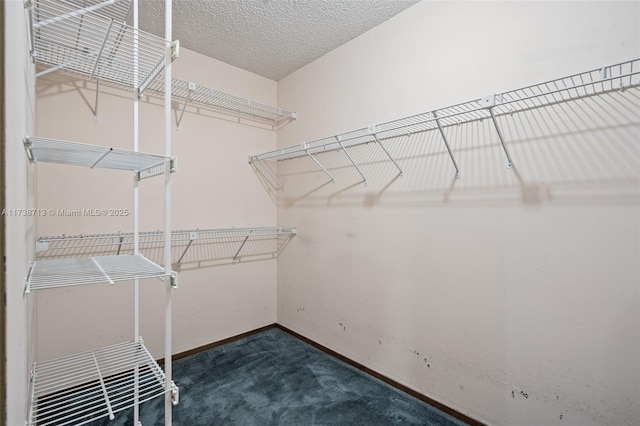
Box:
25, 0, 36, 61
232, 232, 252, 264
482, 94, 514, 169
93, 79, 101, 122
90, 18, 114, 80
91, 352, 115, 421
251, 158, 284, 190
336, 136, 367, 185
488, 108, 514, 169
27, 367, 35, 426
90, 147, 113, 169
433, 111, 460, 179
372, 134, 403, 177
91, 257, 114, 284
24, 265, 33, 295
115, 235, 124, 255
176, 232, 197, 266
304, 148, 335, 183
176, 83, 195, 130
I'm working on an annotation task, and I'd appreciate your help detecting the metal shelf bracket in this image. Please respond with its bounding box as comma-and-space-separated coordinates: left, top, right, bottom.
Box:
90, 147, 114, 168
232, 231, 252, 264
170, 271, 178, 289
304, 143, 335, 183
176, 232, 197, 266
433, 111, 460, 179
171, 382, 180, 405
251, 158, 283, 190
23, 136, 34, 162
371, 132, 403, 177
482, 94, 514, 170
171, 40, 180, 61
336, 136, 367, 185
176, 82, 195, 130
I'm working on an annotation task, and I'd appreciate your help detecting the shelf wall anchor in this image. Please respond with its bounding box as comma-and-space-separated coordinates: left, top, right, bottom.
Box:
336, 136, 367, 185
433, 111, 460, 179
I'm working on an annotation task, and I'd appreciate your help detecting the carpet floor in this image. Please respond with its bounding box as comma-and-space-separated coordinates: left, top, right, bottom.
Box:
89, 327, 467, 425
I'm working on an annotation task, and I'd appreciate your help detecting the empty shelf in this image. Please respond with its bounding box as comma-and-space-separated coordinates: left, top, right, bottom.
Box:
28, 340, 174, 426
26, 254, 169, 291
34, 227, 298, 266
28, 0, 177, 96
250, 58, 640, 163
145, 78, 296, 124
24, 136, 172, 177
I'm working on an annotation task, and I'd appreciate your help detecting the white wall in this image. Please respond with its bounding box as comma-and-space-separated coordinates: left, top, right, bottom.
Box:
276, 1, 640, 425
3, 1, 36, 424
35, 47, 278, 361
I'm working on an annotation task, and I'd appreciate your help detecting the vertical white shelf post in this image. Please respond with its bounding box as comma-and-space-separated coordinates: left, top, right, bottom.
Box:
133, 0, 141, 424
164, 0, 174, 424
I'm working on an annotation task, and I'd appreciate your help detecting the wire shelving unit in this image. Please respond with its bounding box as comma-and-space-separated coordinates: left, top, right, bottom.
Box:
24, 136, 175, 178
249, 58, 640, 189
27, 0, 178, 98
25, 0, 179, 424
27, 0, 295, 126
28, 340, 177, 426
35, 226, 298, 267
145, 78, 297, 127
26, 255, 170, 292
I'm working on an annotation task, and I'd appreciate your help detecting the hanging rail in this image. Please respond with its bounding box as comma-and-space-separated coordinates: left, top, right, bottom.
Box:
27, 0, 178, 99
249, 58, 640, 188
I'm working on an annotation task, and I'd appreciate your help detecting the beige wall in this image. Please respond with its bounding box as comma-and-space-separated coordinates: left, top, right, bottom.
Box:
276, 1, 640, 426
35, 48, 278, 361
3, 1, 36, 424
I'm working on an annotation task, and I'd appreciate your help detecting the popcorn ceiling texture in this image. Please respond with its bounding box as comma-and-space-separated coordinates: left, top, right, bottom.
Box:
139, 0, 419, 81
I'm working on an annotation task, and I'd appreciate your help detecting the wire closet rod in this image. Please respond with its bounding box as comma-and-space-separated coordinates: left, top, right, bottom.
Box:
249, 58, 640, 188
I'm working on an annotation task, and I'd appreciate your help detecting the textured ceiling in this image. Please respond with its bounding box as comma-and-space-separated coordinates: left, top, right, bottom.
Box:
139, 0, 420, 81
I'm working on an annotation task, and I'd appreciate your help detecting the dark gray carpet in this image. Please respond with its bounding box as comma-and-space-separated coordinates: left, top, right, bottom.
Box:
89, 327, 467, 425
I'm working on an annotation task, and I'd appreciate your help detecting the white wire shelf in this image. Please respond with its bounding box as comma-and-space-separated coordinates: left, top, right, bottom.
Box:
26, 254, 170, 292
249, 58, 640, 188
145, 78, 297, 126
28, 0, 177, 97
35, 226, 298, 266
64, 0, 133, 23
28, 339, 177, 426
24, 136, 174, 178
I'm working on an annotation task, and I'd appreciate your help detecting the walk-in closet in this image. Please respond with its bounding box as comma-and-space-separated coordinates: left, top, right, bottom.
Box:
3, 1, 639, 425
